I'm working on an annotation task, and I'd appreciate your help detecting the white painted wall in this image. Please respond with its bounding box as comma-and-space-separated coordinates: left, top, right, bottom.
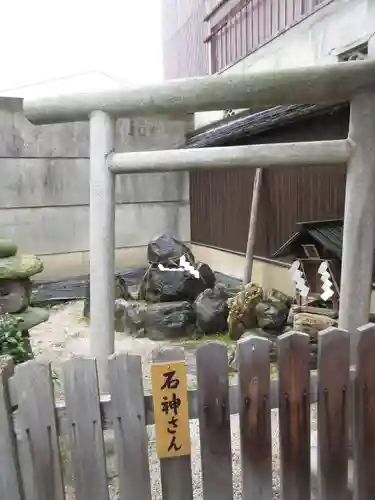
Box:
195, 0, 375, 129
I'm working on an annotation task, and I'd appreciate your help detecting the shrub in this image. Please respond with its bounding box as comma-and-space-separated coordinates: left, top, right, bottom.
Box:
0, 313, 33, 364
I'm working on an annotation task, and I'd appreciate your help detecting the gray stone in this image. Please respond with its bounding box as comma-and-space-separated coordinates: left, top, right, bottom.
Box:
115, 299, 195, 340
264, 288, 292, 306
115, 299, 147, 337
293, 312, 336, 339
138, 262, 215, 303
255, 299, 289, 332
147, 233, 195, 265
194, 283, 230, 336
0, 239, 17, 258
10, 306, 49, 331
0, 254, 43, 280
0, 279, 31, 313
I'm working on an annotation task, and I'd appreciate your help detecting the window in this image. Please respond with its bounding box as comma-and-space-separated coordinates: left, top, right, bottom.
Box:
207, 0, 332, 73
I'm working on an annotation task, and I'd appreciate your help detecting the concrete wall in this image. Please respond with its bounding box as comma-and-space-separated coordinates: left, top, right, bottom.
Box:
195, 0, 375, 128
0, 97, 191, 280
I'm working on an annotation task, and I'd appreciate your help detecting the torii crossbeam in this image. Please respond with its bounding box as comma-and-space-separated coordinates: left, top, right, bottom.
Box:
24, 59, 375, 389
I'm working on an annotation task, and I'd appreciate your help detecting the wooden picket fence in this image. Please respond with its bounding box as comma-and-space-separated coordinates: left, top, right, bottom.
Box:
1, 324, 375, 500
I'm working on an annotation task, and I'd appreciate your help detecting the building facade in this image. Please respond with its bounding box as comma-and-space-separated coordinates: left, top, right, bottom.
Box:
162, 0, 375, 301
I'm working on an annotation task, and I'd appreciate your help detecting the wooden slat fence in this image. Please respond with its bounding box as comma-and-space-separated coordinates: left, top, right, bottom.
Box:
1, 324, 375, 499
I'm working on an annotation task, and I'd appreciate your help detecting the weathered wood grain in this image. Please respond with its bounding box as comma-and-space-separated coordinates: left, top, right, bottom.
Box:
278, 331, 311, 500
353, 323, 375, 499
62, 358, 109, 500
196, 342, 233, 500
0, 357, 23, 500
152, 346, 193, 500
13, 360, 65, 500
10, 368, 329, 431
237, 335, 272, 500
317, 327, 350, 500
108, 352, 152, 500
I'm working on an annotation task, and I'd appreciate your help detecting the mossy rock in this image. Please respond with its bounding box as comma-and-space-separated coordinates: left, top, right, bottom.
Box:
10, 307, 49, 331
0, 239, 18, 258
228, 282, 263, 340
264, 288, 292, 307
0, 254, 43, 280
293, 312, 336, 339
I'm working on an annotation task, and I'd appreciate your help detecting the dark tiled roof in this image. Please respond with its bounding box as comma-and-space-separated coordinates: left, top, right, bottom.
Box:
185, 103, 347, 148
273, 219, 344, 258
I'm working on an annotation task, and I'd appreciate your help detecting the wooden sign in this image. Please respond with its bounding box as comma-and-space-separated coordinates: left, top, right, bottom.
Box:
151, 360, 191, 458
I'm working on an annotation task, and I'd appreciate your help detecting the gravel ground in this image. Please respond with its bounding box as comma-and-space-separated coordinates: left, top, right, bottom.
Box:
29, 301, 317, 500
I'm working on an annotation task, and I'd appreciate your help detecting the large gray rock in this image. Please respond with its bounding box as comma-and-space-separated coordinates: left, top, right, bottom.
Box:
138, 262, 215, 303
147, 233, 195, 265
0, 255, 43, 280
194, 283, 230, 336
228, 283, 263, 340
255, 299, 289, 333
115, 299, 196, 340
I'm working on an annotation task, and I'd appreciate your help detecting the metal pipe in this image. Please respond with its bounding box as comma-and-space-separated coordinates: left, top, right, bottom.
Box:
24, 60, 375, 124
107, 140, 352, 174
89, 111, 116, 393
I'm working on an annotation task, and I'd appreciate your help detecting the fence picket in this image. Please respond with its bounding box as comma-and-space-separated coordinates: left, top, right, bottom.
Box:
237, 335, 272, 500
3, 324, 373, 500
196, 342, 233, 500
0, 357, 23, 500
62, 358, 109, 500
278, 331, 310, 500
152, 346, 193, 500
12, 360, 65, 500
108, 353, 152, 500
317, 327, 350, 500
353, 323, 375, 499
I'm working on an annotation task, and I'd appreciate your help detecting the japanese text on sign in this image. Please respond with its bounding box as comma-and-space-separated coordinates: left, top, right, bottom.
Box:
151, 360, 190, 458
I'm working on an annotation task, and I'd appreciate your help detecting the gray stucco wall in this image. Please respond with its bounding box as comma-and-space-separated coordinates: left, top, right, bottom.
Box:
0, 97, 191, 280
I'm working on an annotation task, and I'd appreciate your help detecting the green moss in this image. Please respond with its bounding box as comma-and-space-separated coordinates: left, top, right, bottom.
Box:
270, 363, 278, 378
0, 314, 33, 364
212, 332, 233, 344
0, 254, 43, 279
183, 332, 233, 346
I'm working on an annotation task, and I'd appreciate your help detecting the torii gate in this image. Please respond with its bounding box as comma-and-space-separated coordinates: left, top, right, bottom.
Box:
23, 59, 375, 390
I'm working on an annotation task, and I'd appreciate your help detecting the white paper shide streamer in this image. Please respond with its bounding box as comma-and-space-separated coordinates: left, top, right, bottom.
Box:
289, 260, 310, 298
158, 255, 200, 279
318, 260, 334, 301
